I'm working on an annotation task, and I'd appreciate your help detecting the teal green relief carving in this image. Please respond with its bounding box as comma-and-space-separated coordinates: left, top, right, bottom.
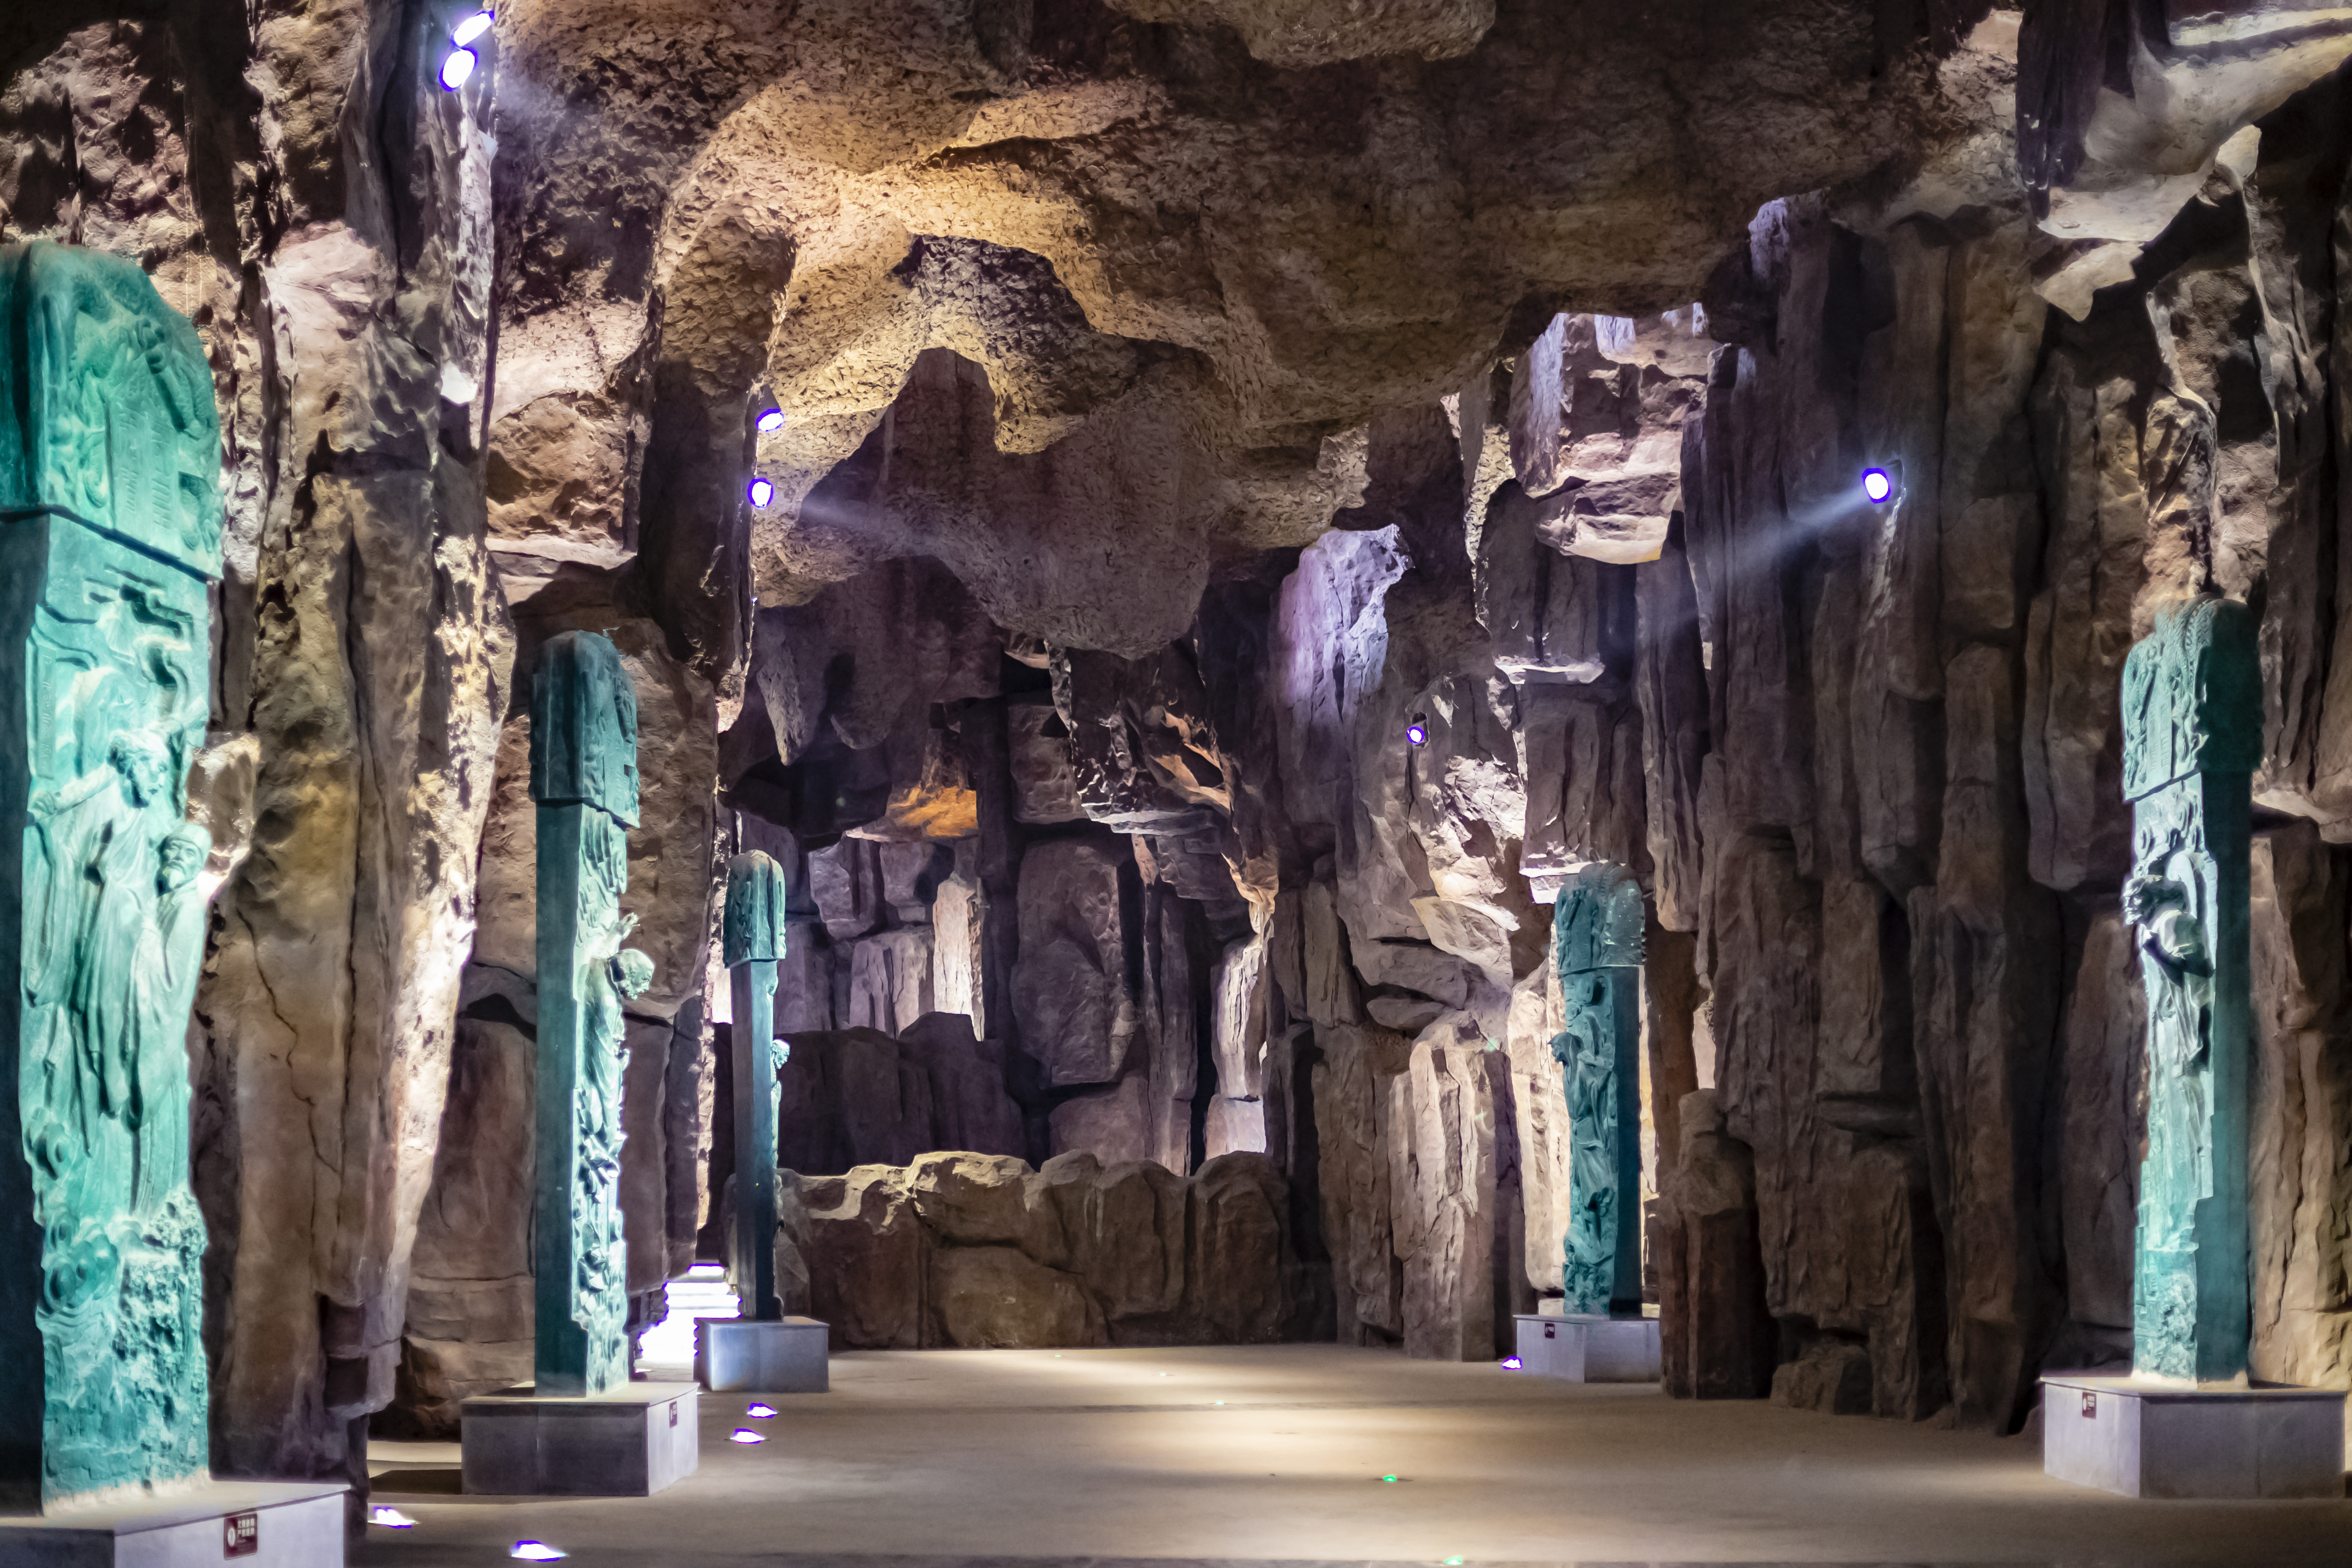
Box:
0, 241, 227, 1509
723, 851, 787, 1321
1549, 862, 1645, 1318
531, 631, 650, 1397
2121, 597, 2258, 1385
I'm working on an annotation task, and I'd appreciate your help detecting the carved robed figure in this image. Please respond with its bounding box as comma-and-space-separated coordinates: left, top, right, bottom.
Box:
723, 851, 790, 1321
0, 242, 238, 1509
2120, 598, 2258, 1384
1550, 862, 1645, 1317
531, 631, 653, 1397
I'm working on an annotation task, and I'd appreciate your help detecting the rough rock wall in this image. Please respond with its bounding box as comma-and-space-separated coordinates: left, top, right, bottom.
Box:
781, 1150, 1292, 1349
1, 1, 514, 1498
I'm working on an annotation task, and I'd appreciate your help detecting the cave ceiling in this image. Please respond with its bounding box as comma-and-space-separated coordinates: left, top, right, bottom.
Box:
490, 0, 2027, 658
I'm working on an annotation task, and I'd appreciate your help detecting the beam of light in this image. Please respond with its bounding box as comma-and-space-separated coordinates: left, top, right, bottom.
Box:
452, 9, 495, 44
757, 408, 785, 432
368, 1507, 418, 1528
439, 48, 477, 89
748, 478, 774, 507
511, 1545, 568, 1562
1862, 467, 1893, 503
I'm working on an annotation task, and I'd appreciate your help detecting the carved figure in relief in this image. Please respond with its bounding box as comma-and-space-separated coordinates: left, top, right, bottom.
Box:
1549, 861, 1645, 1318
1, 241, 243, 1510
2118, 597, 2257, 1385
530, 630, 647, 1396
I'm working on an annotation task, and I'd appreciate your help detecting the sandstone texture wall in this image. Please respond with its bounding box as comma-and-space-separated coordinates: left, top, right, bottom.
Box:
8, 0, 2352, 1501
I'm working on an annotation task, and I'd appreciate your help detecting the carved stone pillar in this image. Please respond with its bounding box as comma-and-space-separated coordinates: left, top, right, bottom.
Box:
723, 851, 787, 1321
1550, 861, 1645, 1318
0, 241, 236, 1509
2119, 598, 2258, 1384
530, 631, 651, 1397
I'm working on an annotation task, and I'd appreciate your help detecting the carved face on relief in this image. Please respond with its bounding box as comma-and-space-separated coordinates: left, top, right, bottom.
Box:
157, 826, 206, 893
108, 732, 170, 808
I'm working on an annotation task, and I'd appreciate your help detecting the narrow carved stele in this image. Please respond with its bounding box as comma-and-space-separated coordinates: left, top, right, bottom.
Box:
0, 242, 225, 1508
723, 851, 788, 1322
2120, 598, 2259, 1384
530, 631, 652, 1397
1550, 861, 1645, 1317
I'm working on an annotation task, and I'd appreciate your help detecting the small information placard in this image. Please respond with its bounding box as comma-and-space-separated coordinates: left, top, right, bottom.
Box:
224, 1510, 259, 1558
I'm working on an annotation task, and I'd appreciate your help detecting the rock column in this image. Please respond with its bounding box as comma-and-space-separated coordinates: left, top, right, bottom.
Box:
0, 242, 239, 1507
2119, 599, 2260, 1384
531, 632, 652, 1397
724, 851, 789, 1320
1550, 862, 1645, 1317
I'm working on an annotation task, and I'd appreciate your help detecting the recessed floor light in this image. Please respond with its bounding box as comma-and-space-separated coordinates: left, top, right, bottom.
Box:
511, 1544, 567, 1562
368, 1507, 417, 1528
746, 1403, 777, 1418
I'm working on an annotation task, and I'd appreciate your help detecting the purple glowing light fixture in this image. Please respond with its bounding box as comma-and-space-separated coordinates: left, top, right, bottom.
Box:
1861, 468, 1894, 504
748, 478, 775, 507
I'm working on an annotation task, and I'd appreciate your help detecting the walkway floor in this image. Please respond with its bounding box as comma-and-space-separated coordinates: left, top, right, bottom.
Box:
354, 1344, 2349, 1567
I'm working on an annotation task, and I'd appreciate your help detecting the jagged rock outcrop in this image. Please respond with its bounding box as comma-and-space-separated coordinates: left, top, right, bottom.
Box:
781, 1150, 1292, 1348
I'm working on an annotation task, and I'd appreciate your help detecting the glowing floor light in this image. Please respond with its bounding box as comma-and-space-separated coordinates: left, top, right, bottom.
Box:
1499, 1356, 1523, 1371
511, 1544, 568, 1562
453, 9, 495, 45
746, 1403, 778, 1418
368, 1507, 418, 1528
757, 408, 786, 432
729, 1428, 766, 1444
1861, 467, 1894, 504
439, 48, 477, 89
748, 477, 774, 507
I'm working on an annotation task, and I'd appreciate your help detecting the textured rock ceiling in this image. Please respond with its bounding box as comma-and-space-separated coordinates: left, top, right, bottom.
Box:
490, 0, 2019, 655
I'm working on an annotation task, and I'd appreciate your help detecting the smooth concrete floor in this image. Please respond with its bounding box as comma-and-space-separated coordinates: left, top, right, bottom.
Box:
352, 1344, 2350, 1567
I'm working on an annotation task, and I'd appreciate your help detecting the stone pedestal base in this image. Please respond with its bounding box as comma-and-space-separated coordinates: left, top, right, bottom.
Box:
460, 1382, 698, 1496
699, 1317, 830, 1393
0, 1480, 346, 1566
1513, 1312, 1661, 1382
2041, 1374, 2347, 1499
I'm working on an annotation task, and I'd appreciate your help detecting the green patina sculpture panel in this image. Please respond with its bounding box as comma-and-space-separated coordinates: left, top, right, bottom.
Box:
0, 241, 225, 1508
2121, 597, 2258, 1384
532, 631, 652, 1397
1550, 862, 1645, 1318
723, 851, 789, 1322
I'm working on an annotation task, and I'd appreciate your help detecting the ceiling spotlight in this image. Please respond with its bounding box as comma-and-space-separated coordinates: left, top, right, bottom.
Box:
747, 478, 774, 507
756, 408, 785, 433
1405, 714, 1429, 748
438, 48, 477, 90
1861, 467, 1894, 504
451, 9, 495, 45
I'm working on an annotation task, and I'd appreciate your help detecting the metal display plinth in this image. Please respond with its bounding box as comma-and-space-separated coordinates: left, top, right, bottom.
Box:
1513, 1311, 1661, 1382
699, 1317, 830, 1393
2041, 1374, 2346, 1499
460, 1382, 698, 1497
0, 1480, 346, 1566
